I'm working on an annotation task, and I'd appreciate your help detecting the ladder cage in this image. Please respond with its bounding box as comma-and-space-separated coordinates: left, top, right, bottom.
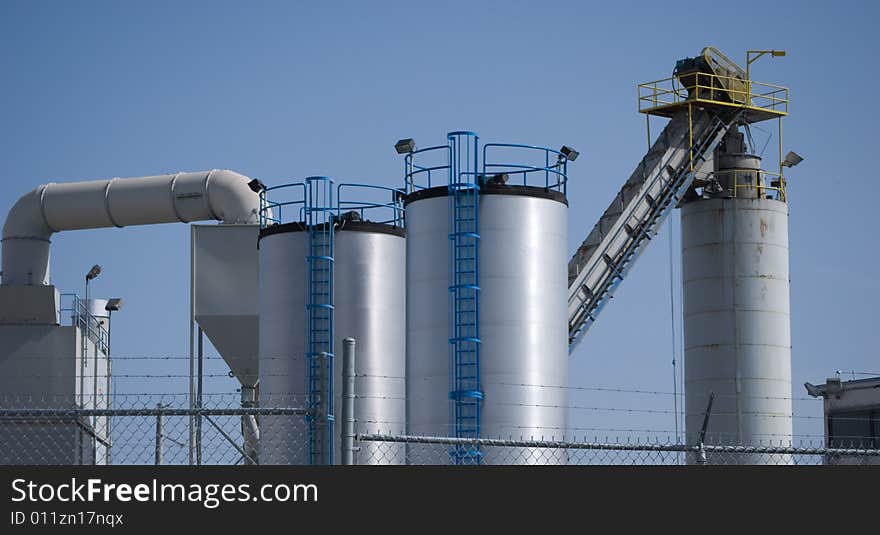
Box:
304, 176, 335, 465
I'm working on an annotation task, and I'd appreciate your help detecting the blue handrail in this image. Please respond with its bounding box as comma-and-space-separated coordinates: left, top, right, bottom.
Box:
336, 183, 405, 227
261, 181, 406, 229
482, 143, 569, 195
259, 182, 306, 228
403, 137, 570, 196
404, 144, 453, 193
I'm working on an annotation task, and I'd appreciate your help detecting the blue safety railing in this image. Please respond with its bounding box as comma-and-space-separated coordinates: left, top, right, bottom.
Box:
259, 182, 307, 228
482, 143, 569, 196
336, 183, 405, 227
403, 144, 454, 194
404, 139, 572, 195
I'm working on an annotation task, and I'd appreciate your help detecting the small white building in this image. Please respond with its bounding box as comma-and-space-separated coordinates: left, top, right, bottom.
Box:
804, 376, 880, 465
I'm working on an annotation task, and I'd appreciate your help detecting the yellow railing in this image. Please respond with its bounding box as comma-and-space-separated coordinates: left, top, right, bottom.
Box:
638, 71, 788, 116
716, 168, 786, 202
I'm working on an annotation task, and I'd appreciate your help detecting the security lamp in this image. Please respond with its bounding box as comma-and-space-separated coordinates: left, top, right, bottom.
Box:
782, 151, 804, 168
248, 178, 267, 193
86, 265, 102, 281
560, 146, 580, 162
104, 298, 123, 312
771, 50, 786, 57
395, 138, 416, 154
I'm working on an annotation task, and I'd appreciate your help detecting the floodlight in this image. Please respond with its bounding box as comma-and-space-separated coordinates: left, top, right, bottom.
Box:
560, 146, 580, 162
248, 178, 267, 193
86, 265, 102, 281
395, 138, 416, 154
782, 151, 803, 168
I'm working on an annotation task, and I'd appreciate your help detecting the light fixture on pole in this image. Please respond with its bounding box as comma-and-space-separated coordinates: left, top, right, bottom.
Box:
555, 146, 579, 189
559, 145, 580, 162
781, 151, 803, 168
86, 264, 102, 282
80, 264, 101, 416
746, 50, 786, 106
84, 264, 102, 325
394, 138, 416, 154
396, 138, 417, 193
103, 297, 122, 464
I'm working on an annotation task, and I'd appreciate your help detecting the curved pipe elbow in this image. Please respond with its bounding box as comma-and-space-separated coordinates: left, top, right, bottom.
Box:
205, 170, 261, 225
2, 186, 54, 285
2, 185, 52, 242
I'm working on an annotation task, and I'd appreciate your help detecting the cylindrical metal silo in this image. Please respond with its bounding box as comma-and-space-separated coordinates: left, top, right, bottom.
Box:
333, 219, 406, 464
258, 181, 406, 465
682, 147, 793, 464
406, 180, 569, 464
258, 223, 309, 465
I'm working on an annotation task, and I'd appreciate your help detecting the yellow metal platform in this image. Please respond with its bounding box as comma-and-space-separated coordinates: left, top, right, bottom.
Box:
638, 71, 788, 124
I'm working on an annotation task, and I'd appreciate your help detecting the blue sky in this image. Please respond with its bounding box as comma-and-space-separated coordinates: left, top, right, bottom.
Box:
1, 0, 878, 441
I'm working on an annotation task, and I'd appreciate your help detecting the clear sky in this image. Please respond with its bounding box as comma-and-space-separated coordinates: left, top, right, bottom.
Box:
1, 0, 878, 443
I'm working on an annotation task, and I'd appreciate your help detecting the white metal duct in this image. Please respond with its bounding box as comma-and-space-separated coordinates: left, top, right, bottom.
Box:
2, 170, 260, 286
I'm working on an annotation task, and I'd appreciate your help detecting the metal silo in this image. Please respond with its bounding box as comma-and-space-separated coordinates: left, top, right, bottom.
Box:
682, 129, 793, 464
402, 131, 574, 464
258, 178, 406, 465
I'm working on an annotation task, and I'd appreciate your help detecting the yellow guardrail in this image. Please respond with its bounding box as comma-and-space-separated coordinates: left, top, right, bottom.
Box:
638, 71, 788, 117
716, 168, 786, 202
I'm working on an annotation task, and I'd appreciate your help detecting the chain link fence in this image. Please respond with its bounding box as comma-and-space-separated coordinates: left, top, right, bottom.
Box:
353, 434, 880, 466
0, 395, 309, 465
2, 392, 879, 466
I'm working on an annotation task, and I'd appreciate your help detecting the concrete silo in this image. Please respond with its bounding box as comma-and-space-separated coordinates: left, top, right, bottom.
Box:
682, 129, 793, 463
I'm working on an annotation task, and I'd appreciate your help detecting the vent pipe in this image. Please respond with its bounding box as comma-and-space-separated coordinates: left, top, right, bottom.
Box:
2, 170, 260, 286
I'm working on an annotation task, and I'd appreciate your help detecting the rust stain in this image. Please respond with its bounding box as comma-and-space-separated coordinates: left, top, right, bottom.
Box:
759, 218, 768, 238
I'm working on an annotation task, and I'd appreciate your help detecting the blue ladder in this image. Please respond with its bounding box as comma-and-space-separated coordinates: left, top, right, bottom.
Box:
305, 177, 334, 465
447, 132, 483, 464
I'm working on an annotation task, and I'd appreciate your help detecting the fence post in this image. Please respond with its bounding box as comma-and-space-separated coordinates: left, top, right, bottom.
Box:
696, 391, 715, 465
341, 338, 356, 466
241, 385, 259, 465
154, 403, 164, 466
317, 352, 331, 465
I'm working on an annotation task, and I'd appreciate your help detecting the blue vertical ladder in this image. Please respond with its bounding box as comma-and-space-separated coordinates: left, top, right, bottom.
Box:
305, 176, 334, 465
447, 132, 483, 464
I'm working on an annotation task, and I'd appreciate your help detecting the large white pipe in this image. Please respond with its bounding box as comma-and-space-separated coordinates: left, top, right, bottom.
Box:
2, 170, 260, 286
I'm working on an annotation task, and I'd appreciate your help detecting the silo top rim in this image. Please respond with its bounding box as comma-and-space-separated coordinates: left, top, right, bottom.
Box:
258, 219, 405, 243
403, 184, 568, 207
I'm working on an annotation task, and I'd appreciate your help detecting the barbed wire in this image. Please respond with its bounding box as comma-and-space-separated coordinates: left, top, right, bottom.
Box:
0, 372, 828, 403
